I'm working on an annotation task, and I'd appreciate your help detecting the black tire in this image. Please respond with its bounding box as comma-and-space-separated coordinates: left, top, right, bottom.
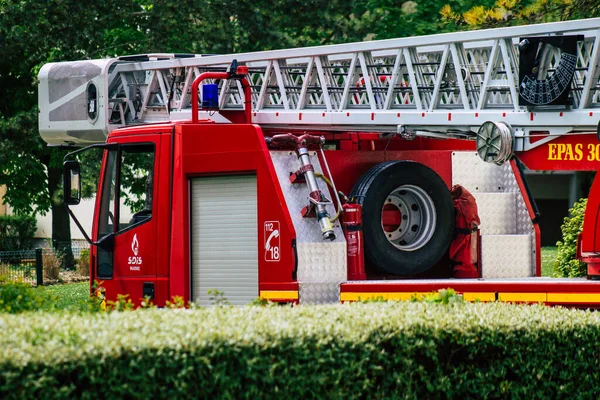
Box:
350, 161, 454, 275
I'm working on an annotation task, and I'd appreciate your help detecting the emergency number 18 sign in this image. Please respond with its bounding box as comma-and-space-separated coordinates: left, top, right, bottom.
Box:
264, 221, 280, 262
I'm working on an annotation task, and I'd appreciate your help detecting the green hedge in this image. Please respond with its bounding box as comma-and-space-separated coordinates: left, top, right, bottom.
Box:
0, 302, 599, 399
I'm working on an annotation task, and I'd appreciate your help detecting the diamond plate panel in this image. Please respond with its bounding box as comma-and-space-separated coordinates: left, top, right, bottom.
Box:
473, 192, 516, 235
498, 159, 536, 273
299, 281, 340, 304
453, 152, 535, 274
515, 194, 534, 238
452, 152, 507, 193
481, 234, 533, 278
297, 243, 347, 281
270, 151, 346, 284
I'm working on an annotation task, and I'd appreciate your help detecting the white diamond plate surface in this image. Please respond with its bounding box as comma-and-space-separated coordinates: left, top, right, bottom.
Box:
297, 243, 347, 281
452, 152, 507, 193
452, 151, 535, 274
451, 152, 532, 234
481, 234, 533, 278
513, 189, 534, 236
474, 192, 516, 235
270, 151, 346, 284
299, 282, 340, 304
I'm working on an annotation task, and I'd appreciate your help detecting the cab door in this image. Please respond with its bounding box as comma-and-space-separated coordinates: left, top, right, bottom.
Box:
95, 134, 160, 304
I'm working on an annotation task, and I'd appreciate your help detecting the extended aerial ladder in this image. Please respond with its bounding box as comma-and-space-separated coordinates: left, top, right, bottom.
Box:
40, 18, 600, 149
40, 18, 600, 305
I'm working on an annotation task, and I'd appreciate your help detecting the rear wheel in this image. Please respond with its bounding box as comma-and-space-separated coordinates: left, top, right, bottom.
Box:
350, 161, 454, 275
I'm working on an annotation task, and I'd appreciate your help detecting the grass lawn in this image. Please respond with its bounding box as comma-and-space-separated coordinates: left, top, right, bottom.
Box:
46, 282, 89, 310
541, 246, 558, 277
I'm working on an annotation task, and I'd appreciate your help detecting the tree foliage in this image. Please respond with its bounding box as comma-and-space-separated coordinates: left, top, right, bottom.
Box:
0, 110, 49, 215
441, 0, 600, 29
0, 0, 146, 255
0, 214, 36, 251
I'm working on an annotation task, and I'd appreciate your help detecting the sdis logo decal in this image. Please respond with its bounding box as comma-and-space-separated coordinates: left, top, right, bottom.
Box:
128, 233, 143, 271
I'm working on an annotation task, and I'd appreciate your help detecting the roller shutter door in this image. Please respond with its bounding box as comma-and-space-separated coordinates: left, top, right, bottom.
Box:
190, 175, 258, 305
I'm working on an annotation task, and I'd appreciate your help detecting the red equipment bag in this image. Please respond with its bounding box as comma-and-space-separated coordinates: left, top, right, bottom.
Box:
449, 185, 481, 278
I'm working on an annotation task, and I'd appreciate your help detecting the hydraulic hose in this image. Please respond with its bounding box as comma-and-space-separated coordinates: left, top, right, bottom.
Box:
314, 172, 344, 222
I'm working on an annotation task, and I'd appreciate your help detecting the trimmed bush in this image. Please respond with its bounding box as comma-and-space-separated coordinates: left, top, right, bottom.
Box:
0, 277, 55, 313
555, 198, 587, 277
0, 302, 599, 399
42, 252, 61, 281
0, 214, 36, 251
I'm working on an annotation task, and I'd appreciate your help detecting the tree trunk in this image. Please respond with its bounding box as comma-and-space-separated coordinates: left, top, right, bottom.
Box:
48, 164, 74, 270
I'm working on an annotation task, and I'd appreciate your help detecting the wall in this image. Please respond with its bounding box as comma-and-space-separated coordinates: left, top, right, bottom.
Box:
0, 185, 6, 216
34, 197, 97, 241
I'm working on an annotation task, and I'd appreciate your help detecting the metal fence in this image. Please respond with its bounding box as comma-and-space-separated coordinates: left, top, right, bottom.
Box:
50, 241, 89, 265
0, 244, 90, 286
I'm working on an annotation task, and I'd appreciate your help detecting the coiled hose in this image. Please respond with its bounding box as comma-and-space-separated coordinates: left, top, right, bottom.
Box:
476, 121, 513, 165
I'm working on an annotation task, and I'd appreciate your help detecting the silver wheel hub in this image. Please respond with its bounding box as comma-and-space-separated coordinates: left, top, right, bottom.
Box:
381, 184, 437, 251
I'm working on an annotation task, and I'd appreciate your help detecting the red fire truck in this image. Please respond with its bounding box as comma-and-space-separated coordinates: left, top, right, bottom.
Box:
38, 18, 600, 306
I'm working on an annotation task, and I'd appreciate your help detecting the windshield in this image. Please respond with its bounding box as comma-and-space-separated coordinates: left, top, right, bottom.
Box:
97, 144, 155, 239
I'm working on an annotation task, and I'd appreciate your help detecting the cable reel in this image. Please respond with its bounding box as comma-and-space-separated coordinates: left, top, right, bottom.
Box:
476, 121, 514, 165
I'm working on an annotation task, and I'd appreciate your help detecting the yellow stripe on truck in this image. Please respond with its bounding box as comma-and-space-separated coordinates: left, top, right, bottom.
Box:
461, 292, 496, 302
547, 293, 600, 303
343, 292, 495, 302
342, 292, 496, 302
340, 292, 427, 302
340, 291, 600, 304
498, 292, 547, 302
260, 290, 299, 300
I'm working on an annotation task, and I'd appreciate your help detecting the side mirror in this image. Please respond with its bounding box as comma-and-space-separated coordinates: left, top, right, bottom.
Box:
63, 160, 81, 205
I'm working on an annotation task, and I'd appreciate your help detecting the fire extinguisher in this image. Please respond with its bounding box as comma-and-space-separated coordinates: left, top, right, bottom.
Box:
342, 203, 367, 281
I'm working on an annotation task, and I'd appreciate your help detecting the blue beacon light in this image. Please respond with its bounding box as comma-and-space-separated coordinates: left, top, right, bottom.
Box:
202, 83, 219, 110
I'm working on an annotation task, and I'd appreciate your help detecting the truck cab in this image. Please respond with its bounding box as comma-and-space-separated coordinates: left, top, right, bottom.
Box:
69, 120, 307, 306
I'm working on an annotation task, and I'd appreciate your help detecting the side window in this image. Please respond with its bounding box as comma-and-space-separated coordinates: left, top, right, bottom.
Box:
96, 144, 155, 238
87, 82, 98, 122
97, 149, 117, 279
118, 145, 155, 231
98, 150, 117, 238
